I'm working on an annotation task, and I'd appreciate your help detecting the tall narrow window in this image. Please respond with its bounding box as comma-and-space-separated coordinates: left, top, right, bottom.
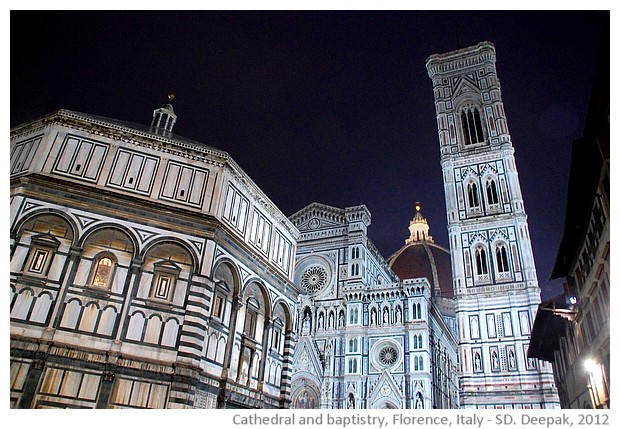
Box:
150, 261, 181, 302
213, 295, 224, 318
464, 249, 472, 277
461, 107, 485, 145
244, 310, 257, 338
496, 244, 510, 273
475, 247, 488, 275
413, 302, 422, 320
486, 179, 499, 205
28, 248, 50, 274
153, 274, 172, 299
91, 255, 115, 289
467, 182, 480, 208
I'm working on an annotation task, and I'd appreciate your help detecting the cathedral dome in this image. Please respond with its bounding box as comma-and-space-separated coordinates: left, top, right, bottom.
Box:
387, 204, 454, 298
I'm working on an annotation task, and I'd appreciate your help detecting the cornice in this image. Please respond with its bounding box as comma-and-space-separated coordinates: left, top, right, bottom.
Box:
426, 41, 496, 79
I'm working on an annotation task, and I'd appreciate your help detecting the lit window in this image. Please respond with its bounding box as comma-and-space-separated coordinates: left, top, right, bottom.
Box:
149, 261, 181, 302
29, 249, 49, 274
213, 295, 224, 318
23, 233, 61, 277
153, 274, 173, 300
91, 256, 115, 289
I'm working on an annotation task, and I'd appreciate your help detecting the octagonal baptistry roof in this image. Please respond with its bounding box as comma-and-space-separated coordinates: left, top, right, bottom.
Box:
387, 204, 454, 298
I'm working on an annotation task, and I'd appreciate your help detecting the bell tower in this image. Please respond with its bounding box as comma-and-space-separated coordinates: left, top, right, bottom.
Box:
426, 41, 559, 408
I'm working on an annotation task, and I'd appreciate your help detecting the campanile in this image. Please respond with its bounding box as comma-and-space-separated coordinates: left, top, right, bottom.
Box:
426, 42, 559, 408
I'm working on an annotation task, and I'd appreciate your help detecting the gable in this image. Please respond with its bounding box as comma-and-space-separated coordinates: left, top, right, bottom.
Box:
289, 203, 347, 232
292, 337, 324, 379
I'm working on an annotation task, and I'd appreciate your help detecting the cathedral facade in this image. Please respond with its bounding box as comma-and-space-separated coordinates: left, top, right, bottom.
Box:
10, 41, 560, 409
288, 203, 459, 409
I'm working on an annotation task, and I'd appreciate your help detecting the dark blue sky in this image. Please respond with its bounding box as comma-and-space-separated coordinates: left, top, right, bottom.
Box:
10, 10, 609, 299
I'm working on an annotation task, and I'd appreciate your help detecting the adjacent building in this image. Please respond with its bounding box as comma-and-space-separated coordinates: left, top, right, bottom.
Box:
529, 33, 610, 409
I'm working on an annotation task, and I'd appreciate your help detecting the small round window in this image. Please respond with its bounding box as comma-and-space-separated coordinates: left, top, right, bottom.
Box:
378, 345, 399, 367
301, 266, 328, 293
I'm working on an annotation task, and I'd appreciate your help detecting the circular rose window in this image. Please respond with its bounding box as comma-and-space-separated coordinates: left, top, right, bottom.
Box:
301, 266, 328, 293
378, 345, 398, 366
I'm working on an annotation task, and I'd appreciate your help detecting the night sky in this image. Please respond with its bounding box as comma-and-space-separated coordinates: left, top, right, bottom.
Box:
10, 10, 609, 300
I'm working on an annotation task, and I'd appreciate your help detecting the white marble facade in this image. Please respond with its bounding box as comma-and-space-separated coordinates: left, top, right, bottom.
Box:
10, 108, 299, 409
288, 203, 460, 409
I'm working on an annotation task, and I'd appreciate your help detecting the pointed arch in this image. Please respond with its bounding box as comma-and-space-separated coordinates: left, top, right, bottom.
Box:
495, 242, 510, 274
467, 181, 480, 209
485, 176, 500, 206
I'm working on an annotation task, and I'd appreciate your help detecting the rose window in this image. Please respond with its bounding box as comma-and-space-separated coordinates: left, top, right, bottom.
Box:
301, 266, 328, 293
378, 345, 398, 366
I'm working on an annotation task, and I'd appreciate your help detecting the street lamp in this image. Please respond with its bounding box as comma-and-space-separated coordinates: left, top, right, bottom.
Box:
584, 358, 608, 408
584, 358, 598, 374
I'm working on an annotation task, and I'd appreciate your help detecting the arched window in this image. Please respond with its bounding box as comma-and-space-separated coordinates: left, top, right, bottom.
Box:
486, 178, 499, 205
511, 244, 521, 272
475, 247, 488, 276
464, 249, 472, 277
349, 307, 359, 325
414, 355, 424, 371
496, 244, 510, 273
467, 182, 480, 208
349, 338, 358, 353
90, 254, 116, 289
413, 334, 423, 349
244, 307, 258, 338
348, 358, 358, 373
461, 107, 485, 145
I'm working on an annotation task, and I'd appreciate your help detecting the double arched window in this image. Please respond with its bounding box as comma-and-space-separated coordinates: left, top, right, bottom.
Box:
485, 178, 499, 206
348, 338, 359, 353
413, 333, 423, 349
414, 355, 424, 371
411, 302, 422, 320
467, 182, 480, 209
495, 243, 511, 280
349, 306, 359, 324
348, 358, 358, 373
474, 247, 488, 276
